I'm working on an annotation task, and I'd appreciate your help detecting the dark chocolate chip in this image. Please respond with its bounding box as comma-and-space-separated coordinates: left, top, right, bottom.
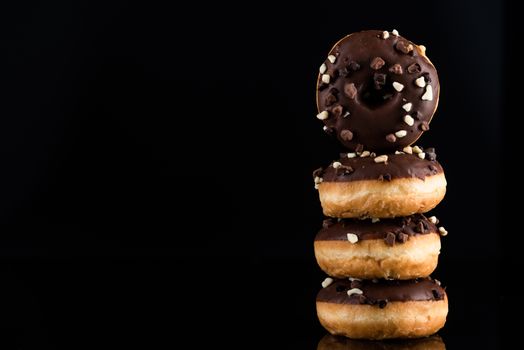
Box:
397, 232, 409, 243
385, 232, 396, 246
370, 57, 385, 70
336, 285, 346, 292
312, 167, 323, 178
429, 164, 438, 172
373, 73, 387, 90
338, 67, 350, 77
425, 151, 437, 161
350, 280, 362, 289
332, 105, 344, 118
378, 299, 388, 308
348, 61, 360, 71
356, 294, 367, 304
329, 87, 339, 95
344, 83, 357, 99
432, 289, 443, 299
425, 147, 435, 153
322, 218, 334, 228
340, 129, 354, 141
341, 166, 354, 175
419, 121, 430, 131
355, 144, 364, 153
323, 126, 334, 135
385, 134, 397, 142
423, 72, 432, 83
416, 221, 425, 233
325, 94, 338, 106
407, 63, 421, 74
395, 40, 413, 54
412, 111, 422, 120
378, 173, 392, 181
388, 63, 403, 75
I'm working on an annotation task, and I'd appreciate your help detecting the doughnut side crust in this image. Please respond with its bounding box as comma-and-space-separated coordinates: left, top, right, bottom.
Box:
318, 173, 446, 218
314, 233, 440, 279
316, 297, 448, 339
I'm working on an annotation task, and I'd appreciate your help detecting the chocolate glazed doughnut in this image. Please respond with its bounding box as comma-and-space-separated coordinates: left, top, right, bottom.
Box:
315, 215, 443, 279
316, 278, 448, 339
316, 30, 439, 151
314, 148, 446, 218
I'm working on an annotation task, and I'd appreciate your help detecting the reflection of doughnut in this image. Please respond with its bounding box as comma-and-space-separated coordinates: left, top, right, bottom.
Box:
317, 334, 446, 350
317, 278, 447, 339
315, 215, 442, 279
314, 149, 446, 218
316, 30, 439, 152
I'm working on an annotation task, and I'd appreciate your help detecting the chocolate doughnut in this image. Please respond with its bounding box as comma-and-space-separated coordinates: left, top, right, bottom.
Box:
315, 215, 444, 279
317, 334, 446, 350
313, 147, 446, 218
316, 278, 448, 339
316, 30, 439, 151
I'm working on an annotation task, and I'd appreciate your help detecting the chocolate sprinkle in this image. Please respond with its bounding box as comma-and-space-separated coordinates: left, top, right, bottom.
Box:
384, 232, 396, 246
340, 129, 354, 141
407, 63, 421, 74
419, 121, 430, 131
370, 57, 385, 70
388, 63, 403, 75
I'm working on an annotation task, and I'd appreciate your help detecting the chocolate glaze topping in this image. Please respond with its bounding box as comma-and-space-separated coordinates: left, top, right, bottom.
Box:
316, 214, 438, 245
316, 30, 440, 151
314, 151, 443, 183
317, 278, 445, 306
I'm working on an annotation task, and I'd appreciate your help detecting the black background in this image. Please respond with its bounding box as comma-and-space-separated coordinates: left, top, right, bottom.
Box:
0, 0, 517, 348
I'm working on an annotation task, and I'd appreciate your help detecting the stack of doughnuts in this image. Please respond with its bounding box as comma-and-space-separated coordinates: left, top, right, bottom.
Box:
312, 30, 449, 340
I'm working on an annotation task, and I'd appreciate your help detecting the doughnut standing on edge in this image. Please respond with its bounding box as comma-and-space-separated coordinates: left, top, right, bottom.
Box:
316, 30, 439, 152
313, 147, 446, 218
316, 278, 448, 340
315, 215, 445, 280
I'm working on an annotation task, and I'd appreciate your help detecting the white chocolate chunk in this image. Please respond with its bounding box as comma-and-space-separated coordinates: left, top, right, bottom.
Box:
422, 85, 433, 101
347, 288, 363, 296
395, 130, 407, 138
403, 115, 415, 126
392, 81, 404, 92
415, 76, 426, 87
412, 145, 423, 154
403, 146, 413, 154
319, 63, 327, 74
316, 111, 329, 120
402, 103, 412, 112
347, 233, 358, 243
321, 277, 334, 288
374, 155, 388, 163
327, 55, 336, 64
321, 74, 331, 84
